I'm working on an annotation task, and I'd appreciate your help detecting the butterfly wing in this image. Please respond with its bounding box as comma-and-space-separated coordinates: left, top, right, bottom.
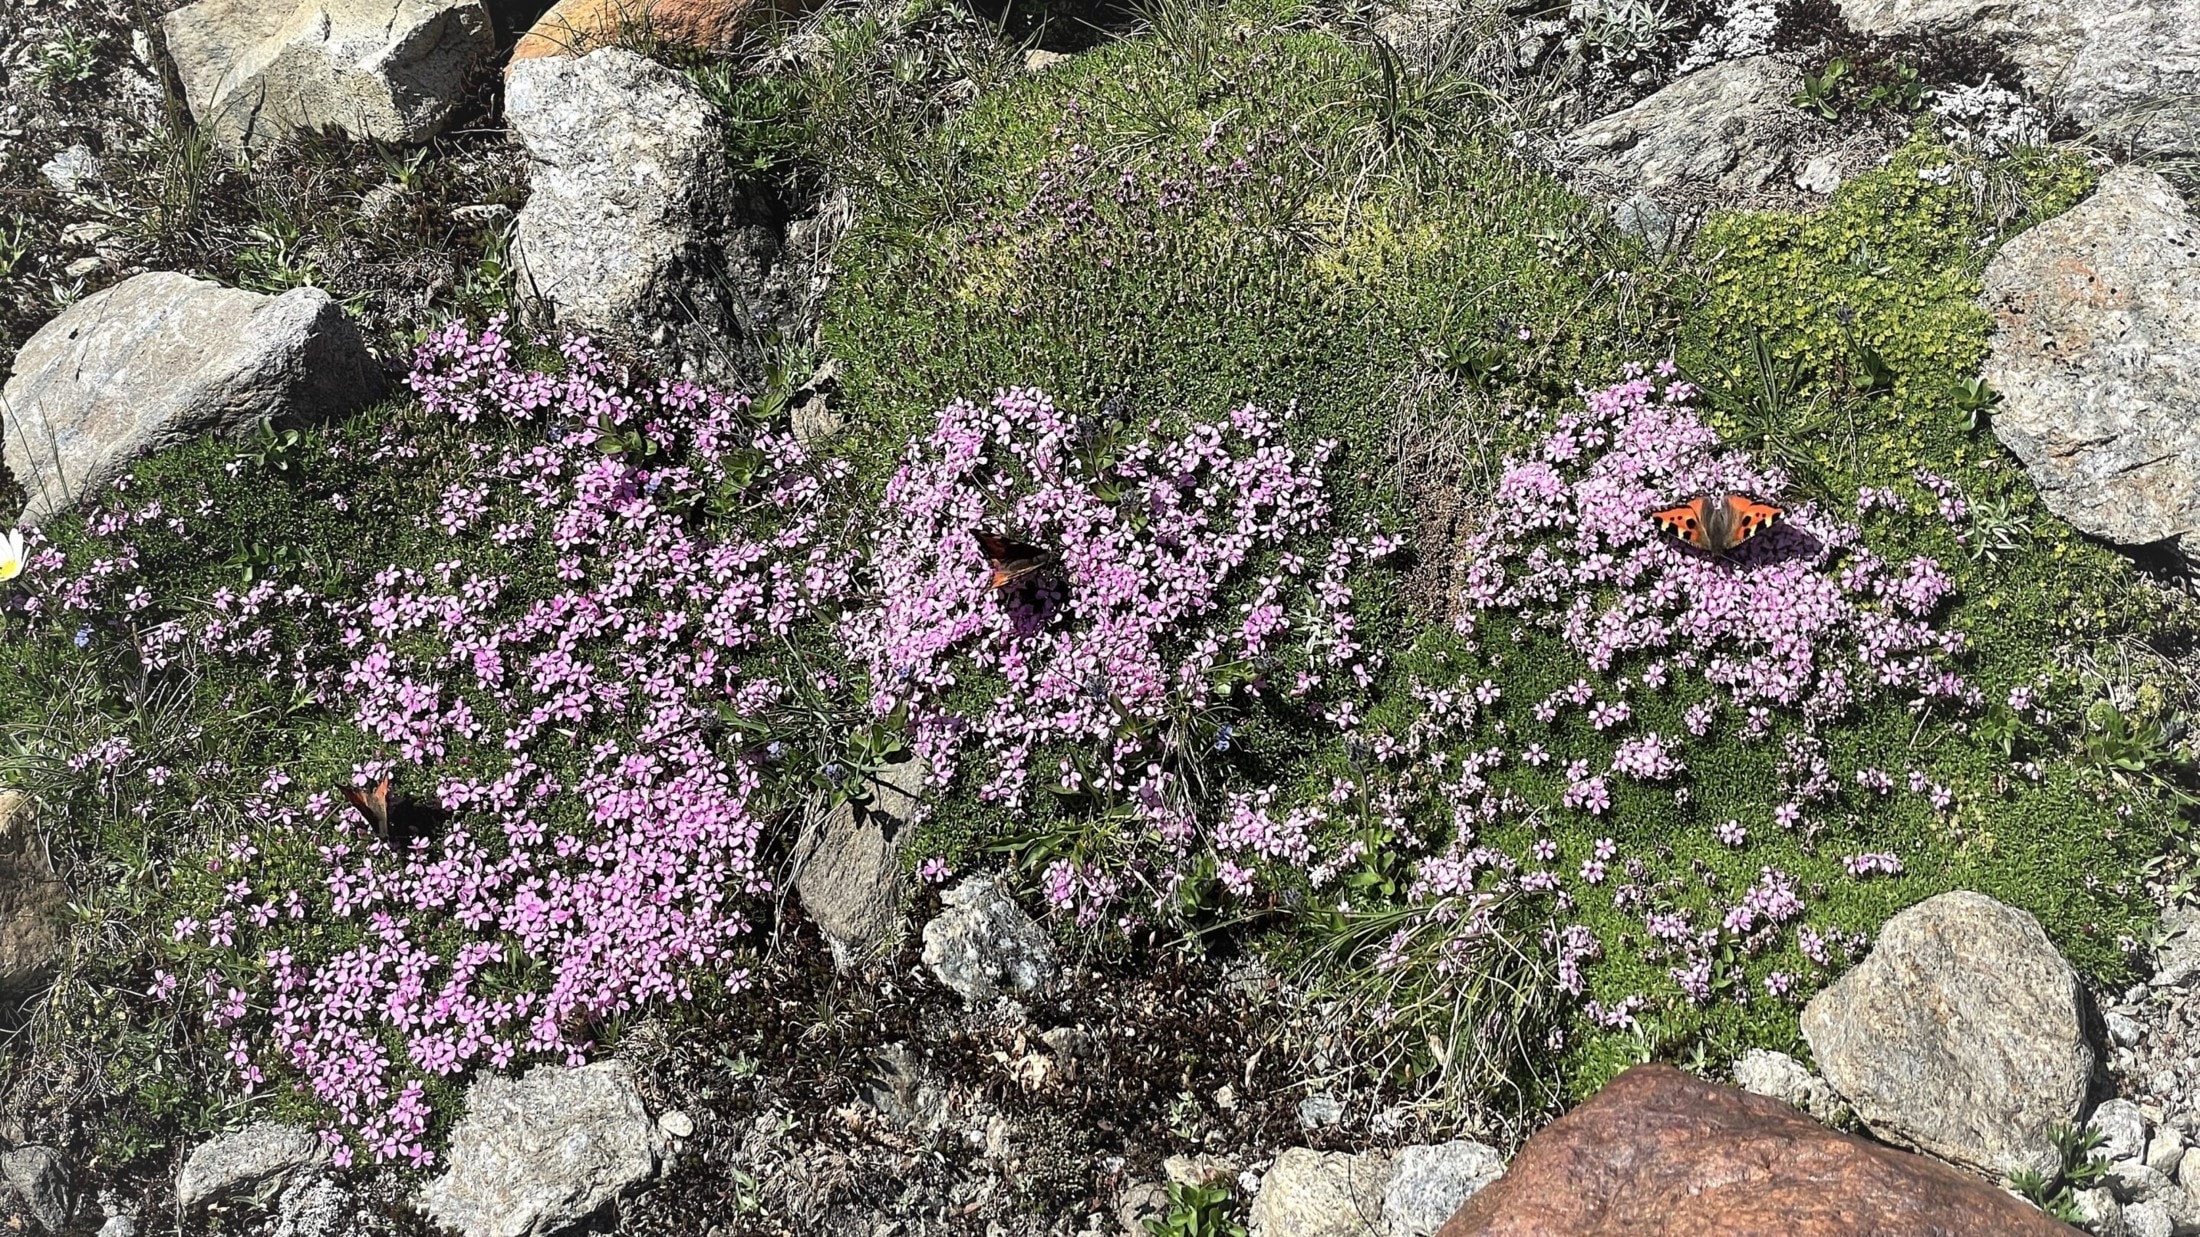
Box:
974, 530, 1052, 590
342, 777, 391, 836
1710, 494, 1784, 553
1649, 497, 1716, 552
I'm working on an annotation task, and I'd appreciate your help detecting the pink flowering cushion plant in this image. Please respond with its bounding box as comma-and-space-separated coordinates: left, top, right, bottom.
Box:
17, 320, 861, 1165
842, 388, 1400, 923
1311, 363, 2168, 1095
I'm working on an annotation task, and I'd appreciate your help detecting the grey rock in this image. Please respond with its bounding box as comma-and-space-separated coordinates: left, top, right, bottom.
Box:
177, 1123, 328, 1214
39, 146, 99, 194
0, 794, 66, 1003
1982, 168, 2200, 558
2130, 1198, 2177, 1237
270, 1174, 349, 1237
2148, 1127, 2186, 1177
160, 0, 494, 152
2178, 1145, 2200, 1198
417, 1061, 660, 1237
1613, 192, 1677, 256
1, 1146, 68, 1233
791, 755, 929, 967
861, 1043, 948, 1134
506, 48, 782, 384
95, 1217, 135, 1237
2107, 1160, 2199, 1233
1298, 1094, 1345, 1130
2160, 909, 2200, 987
2080, 1187, 2131, 1237
920, 875, 1056, 1004
1380, 1141, 1504, 1237
1, 272, 380, 526
1838, 0, 2200, 144
1115, 1180, 1169, 1237
1164, 1153, 1242, 1188
2097, 1100, 2154, 1165
1800, 891, 2093, 1179
1250, 1148, 1390, 1237
1565, 58, 1825, 210
1731, 1047, 1849, 1125
2112, 1010, 2148, 1045
1795, 152, 1845, 195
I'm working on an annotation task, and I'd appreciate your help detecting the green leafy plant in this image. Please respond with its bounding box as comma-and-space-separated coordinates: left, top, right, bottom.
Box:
32, 30, 102, 89
0, 215, 31, 280
2081, 697, 2188, 785
1963, 492, 2033, 564
238, 422, 310, 477
1794, 57, 1924, 120
1147, 1178, 1247, 1237
1955, 376, 2000, 431
1795, 59, 1850, 119
2007, 1122, 2109, 1221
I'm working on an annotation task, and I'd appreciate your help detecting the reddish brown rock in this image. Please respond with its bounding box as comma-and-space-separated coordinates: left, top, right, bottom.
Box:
510, 0, 818, 66
1437, 1064, 2079, 1237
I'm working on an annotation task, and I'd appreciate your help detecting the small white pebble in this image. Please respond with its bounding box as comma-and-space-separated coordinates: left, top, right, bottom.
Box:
657, 1109, 694, 1139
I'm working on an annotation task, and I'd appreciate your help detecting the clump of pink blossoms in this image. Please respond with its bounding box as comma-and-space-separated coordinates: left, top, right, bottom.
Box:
51, 321, 853, 1165
841, 388, 1395, 914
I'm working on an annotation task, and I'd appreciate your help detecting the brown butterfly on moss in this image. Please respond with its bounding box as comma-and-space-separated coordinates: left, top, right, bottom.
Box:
973, 529, 1053, 591
342, 776, 451, 849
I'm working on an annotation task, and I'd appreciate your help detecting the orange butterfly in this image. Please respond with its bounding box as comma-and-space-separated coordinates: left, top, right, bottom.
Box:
973, 530, 1053, 590
342, 776, 448, 847
1649, 493, 1784, 555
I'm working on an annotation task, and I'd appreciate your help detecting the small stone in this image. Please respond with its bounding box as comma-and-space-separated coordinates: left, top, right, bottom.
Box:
64, 257, 102, 279
794, 756, 930, 966
177, 1124, 328, 1215
2, 1146, 69, 1233
1248, 1148, 1391, 1237
1613, 192, 1675, 256
1162, 1154, 1239, 1188
2176, 1146, 2200, 1198
1023, 48, 1070, 72
1731, 1048, 1849, 1125
2148, 1127, 2186, 1177
1381, 1141, 1505, 1237
1981, 168, 2200, 559
2, 272, 381, 526
359, 183, 408, 221
2075, 1187, 2127, 1237
40, 145, 99, 194
2126, 1198, 2176, 1237
1114, 1181, 1168, 1237
161, 0, 494, 151
657, 1110, 693, 1139
1801, 891, 2093, 1179
1297, 1094, 1344, 1129
1796, 153, 1844, 194
1213, 1084, 1237, 1112
450, 203, 513, 225
2096, 1100, 2153, 1166
2111, 1011, 2147, 1046
920, 876, 1056, 1004
417, 1061, 660, 1237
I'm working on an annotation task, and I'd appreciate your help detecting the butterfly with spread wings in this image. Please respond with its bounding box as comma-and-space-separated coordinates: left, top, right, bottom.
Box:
973, 530, 1053, 591
1648, 493, 1784, 556
342, 776, 451, 849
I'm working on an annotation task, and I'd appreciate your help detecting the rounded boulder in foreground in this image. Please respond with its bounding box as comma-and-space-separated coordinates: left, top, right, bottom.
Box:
1801, 890, 2092, 1180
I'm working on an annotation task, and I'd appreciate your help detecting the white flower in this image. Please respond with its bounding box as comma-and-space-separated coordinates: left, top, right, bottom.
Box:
0, 530, 25, 581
